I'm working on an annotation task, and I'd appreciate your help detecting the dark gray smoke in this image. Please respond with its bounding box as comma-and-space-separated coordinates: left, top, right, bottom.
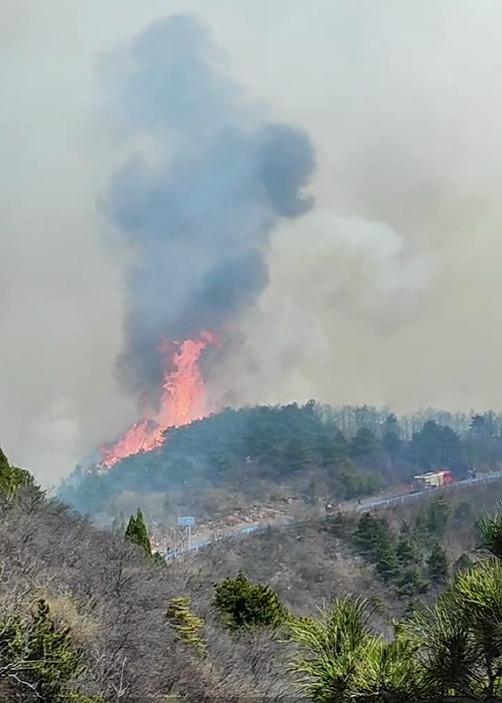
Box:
103, 15, 314, 395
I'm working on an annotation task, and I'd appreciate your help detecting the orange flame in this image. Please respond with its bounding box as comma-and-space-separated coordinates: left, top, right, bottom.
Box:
98, 331, 216, 469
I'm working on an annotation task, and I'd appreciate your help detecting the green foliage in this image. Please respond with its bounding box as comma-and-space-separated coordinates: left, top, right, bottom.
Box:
0, 447, 34, 499
124, 508, 152, 556
152, 551, 166, 567
213, 571, 286, 630
453, 499, 473, 525
166, 596, 206, 656
349, 427, 377, 458
410, 595, 480, 698
453, 552, 474, 575
354, 511, 444, 594
396, 530, 420, 567
453, 561, 502, 696
337, 460, 383, 499
478, 505, 502, 559
288, 597, 419, 703
423, 496, 451, 538
288, 596, 374, 703
427, 542, 449, 584
289, 556, 502, 702
410, 420, 463, 470
353, 513, 390, 555
59, 403, 394, 515
0, 598, 97, 702
353, 513, 398, 582
409, 560, 502, 699
396, 567, 428, 598
374, 538, 399, 583
354, 627, 420, 702
382, 414, 402, 455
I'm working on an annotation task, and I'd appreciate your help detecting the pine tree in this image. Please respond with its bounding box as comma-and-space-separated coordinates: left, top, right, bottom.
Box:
350, 427, 377, 457
396, 567, 429, 597
427, 542, 449, 584
382, 413, 402, 456
124, 509, 152, 556
354, 513, 399, 582
214, 571, 286, 630
374, 536, 399, 582
425, 497, 451, 538
0, 599, 101, 702
396, 532, 420, 567
166, 596, 206, 656
479, 507, 502, 559
353, 512, 381, 554
0, 447, 34, 498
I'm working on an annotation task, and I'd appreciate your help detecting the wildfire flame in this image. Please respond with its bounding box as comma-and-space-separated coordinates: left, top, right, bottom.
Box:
98, 331, 216, 469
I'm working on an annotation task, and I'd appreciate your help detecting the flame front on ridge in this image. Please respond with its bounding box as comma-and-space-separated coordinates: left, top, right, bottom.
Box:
98, 331, 216, 468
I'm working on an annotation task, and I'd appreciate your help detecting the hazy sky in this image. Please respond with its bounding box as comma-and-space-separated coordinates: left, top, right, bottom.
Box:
2, 1, 502, 484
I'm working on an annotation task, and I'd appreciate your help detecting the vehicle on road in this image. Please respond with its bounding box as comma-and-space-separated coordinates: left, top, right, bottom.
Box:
413, 469, 454, 490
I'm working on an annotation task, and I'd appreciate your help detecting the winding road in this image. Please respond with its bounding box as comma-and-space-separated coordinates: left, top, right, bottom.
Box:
164, 470, 502, 559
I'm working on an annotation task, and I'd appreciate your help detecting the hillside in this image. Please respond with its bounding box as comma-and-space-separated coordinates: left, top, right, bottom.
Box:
59, 402, 502, 528
186, 477, 502, 614
3, 443, 502, 701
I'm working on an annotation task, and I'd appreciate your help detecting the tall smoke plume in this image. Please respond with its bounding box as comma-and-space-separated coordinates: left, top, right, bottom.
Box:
103, 15, 314, 402
3, 1, 502, 484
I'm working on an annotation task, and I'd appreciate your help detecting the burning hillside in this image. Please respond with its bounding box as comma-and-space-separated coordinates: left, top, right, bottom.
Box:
79, 15, 313, 475
98, 332, 216, 468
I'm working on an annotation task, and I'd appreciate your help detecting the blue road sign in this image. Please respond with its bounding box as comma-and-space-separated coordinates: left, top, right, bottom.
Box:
177, 516, 195, 527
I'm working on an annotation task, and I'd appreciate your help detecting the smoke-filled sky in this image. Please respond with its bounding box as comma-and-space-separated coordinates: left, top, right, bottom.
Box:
2, 0, 502, 484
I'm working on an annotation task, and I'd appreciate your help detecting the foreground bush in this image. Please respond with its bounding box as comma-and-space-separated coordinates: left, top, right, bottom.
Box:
0, 598, 102, 702
288, 509, 502, 703
214, 571, 286, 630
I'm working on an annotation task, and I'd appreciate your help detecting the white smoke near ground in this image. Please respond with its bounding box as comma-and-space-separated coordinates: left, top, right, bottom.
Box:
207, 212, 433, 407
2, 1, 502, 485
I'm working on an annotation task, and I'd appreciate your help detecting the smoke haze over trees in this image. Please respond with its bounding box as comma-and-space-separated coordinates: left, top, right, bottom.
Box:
60, 401, 502, 519
3, 2, 502, 484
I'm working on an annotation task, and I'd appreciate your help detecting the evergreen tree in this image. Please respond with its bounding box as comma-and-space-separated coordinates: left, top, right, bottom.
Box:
0, 599, 101, 702
166, 596, 206, 656
396, 567, 429, 598
396, 532, 420, 567
0, 447, 34, 498
479, 507, 502, 559
374, 536, 399, 582
350, 428, 377, 458
354, 513, 399, 582
410, 420, 462, 469
427, 542, 449, 584
283, 436, 307, 471
214, 571, 286, 630
353, 513, 382, 555
424, 497, 451, 538
382, 414, 402, 456
124, 509, 152, 556
338, 460, 383, 499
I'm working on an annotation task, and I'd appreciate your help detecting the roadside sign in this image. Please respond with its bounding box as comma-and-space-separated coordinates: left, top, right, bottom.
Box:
177, 516, 194, 550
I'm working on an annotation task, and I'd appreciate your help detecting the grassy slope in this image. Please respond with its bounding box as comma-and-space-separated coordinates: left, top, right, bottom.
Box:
2, 474, 501, 700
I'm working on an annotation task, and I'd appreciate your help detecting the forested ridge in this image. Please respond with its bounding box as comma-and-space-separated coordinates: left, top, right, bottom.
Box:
61, 402, 502, 521
2, 443, 502, 701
